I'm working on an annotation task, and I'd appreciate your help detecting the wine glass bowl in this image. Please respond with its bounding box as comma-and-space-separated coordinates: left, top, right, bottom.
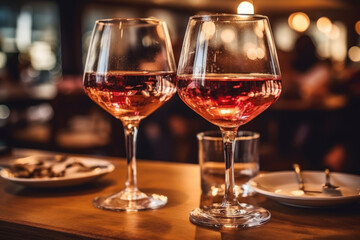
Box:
84, 18, 176, 123
177, 14, 282, 228
177, 74, 281, 129
83, 18, 176, 211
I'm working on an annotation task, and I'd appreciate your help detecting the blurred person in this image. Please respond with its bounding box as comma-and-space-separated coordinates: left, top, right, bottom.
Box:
277, 35, 352, 172
291, 34, 332, 101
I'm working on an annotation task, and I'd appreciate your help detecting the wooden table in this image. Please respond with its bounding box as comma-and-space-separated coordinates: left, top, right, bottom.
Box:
0, 149, 359, 240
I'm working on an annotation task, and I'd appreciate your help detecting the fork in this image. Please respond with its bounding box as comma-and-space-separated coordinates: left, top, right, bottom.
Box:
293, 163, 322, 194
322, 169, 342, 196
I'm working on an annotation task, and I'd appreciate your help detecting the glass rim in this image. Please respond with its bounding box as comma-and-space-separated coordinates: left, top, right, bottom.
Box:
197, 130, 260, 141
95, 17, 163, 25
190, 13, 268, 22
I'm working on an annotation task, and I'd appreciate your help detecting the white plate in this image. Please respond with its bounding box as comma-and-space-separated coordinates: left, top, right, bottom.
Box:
0, 156, 114, 188
249, 171, 360, 208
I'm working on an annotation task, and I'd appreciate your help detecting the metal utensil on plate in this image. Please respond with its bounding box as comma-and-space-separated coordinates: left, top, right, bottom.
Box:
293, 163, 322, 194
322, 168, 342, 196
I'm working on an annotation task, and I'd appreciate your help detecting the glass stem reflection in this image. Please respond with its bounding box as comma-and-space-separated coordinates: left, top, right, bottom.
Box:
220, 127, 239, 207
123, 120, 140, 193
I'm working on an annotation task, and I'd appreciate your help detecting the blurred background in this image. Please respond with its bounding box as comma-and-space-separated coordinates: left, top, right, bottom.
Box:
0, 0, 359, 174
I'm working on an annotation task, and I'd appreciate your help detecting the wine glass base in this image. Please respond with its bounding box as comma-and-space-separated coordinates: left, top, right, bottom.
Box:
189, 203, 270, 229
93, 190, 167, 212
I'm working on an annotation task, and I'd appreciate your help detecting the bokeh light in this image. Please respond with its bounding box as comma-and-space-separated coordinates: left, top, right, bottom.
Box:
0, 105, 10, 120
0, 52, 7, 69
256, 48, 265, 59
355, 20, 360, 35
317, 17, 332, 34
221, 28, 236, 43
330, 22, 347, 62
246, 48, 257, 60
29, 42, 56, 70
244, 42, 265, 60
329, 25, 340, 39
274, 21, 296, 51
201, 21, 216, 41
255, 21, 264, 38
26, 103, 54, 122
288, 12, 310, 32
237, 1, 254, 14
348, 46, 360, 62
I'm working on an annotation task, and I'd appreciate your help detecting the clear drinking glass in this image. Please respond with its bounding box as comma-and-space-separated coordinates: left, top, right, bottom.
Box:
177, 14, 282, 228
83, 18, 176, 211
198, 130, 260, 197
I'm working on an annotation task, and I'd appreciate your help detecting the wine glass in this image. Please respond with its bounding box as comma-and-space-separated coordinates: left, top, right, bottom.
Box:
177, 14, 282, 228
83, 18, 176, 211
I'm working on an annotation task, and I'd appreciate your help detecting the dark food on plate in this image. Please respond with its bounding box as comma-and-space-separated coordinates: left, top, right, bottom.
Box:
9, 155, 105, 178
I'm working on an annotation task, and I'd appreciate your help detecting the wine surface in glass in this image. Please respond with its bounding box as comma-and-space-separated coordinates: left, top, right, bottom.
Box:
177, 74, 282, 128
84, 71, 176, 121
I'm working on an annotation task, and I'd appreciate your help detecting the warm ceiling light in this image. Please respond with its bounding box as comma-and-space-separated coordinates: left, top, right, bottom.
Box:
237, 1, 254, 14
317, 17, 332, 34
348, 46, 360, 62
288, 12, 310, 32
355, 20, 360, 35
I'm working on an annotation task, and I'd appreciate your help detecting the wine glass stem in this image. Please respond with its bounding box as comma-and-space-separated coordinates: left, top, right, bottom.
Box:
220, 127, 239, 207
122, 120, 140, 192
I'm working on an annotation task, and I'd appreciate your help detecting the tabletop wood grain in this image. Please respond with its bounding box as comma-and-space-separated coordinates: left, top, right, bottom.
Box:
0, 149, 359, 240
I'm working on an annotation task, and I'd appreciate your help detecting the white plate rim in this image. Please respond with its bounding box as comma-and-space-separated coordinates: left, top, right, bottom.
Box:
249, 171, 360, 203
